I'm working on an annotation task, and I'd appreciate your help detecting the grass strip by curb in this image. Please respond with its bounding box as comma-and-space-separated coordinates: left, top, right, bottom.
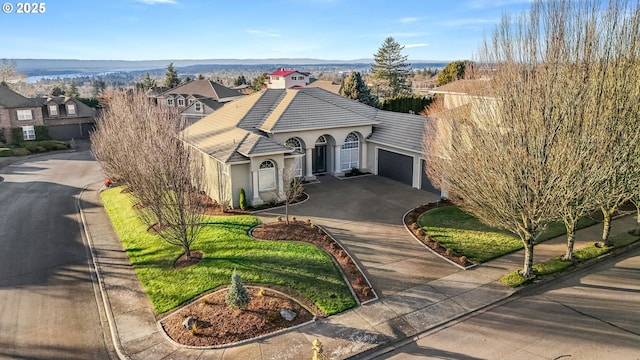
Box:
500, 231, 640, 287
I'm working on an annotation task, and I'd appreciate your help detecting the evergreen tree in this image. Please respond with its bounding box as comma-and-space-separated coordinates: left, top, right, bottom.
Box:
437, 60, 471, 86
141, 73, 157, 89
225, 270, 250, 310
234, 75, 247, 86
371, 36, 411, 98
340, 71, 378, 107
164, 62, 180, 88
92, 79, 106, 96
68, 81, 79, 97
182, 76, 192, 84
252, 73, 268, 91
51, 86, 65, 96
197, 74, 205, 80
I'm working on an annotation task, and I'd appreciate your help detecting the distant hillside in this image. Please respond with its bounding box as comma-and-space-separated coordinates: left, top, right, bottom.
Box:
12, 58, 448, 76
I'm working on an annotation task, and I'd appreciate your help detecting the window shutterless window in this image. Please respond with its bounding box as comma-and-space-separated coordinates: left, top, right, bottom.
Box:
48, 105, 58, 116
67, 104, 76, 115
258, 160, 276, 191
22, 126, 35, 140
17, 109, 32, 120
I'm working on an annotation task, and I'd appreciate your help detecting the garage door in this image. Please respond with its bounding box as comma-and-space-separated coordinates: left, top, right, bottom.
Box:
420, 159, 439, 194
48, 123, 94, 140
377, 149, 413, 186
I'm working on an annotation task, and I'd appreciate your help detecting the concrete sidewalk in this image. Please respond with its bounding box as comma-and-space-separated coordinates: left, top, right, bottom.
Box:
80, 181, 638, 360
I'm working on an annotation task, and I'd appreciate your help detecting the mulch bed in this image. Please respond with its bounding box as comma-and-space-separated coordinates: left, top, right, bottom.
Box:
404, 199, 475, 268
161, 288, 313, 347
174, 251, 204, 269
251, 220, 376, 303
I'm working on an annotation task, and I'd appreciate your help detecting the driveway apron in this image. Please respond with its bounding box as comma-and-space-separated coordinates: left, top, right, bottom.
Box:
258, 175, 460, 298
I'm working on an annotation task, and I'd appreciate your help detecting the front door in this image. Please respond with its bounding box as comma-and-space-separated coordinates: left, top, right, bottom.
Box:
312, 145, 326, 173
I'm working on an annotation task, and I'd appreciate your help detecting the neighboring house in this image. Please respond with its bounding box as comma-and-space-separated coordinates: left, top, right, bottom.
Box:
40, 96, 97, 139
180, 97, 224, 124
182, 87, 439, 209
267, 68, 311, 89
155, 79, 244, 123
429, 79, 484, 110
305, 79, 342, 94
0, 85, 44, 144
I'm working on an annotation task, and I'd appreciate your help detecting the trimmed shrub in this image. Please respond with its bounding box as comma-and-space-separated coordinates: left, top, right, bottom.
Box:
225, 270, 250, 310
0, 148, 12, 157
12, 148, 30, 156
239, 188, 248, 210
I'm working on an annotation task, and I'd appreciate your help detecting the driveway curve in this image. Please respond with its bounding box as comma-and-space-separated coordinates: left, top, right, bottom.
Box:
259, 175, 460, 298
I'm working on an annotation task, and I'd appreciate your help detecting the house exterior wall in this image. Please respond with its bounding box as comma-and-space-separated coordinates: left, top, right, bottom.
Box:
0, 106, 9, 143
443, 93, 471, 110
268, 73, 309, 89
230, 163, 250, 208
3, 106, 44, 143
191, 146, 234, 209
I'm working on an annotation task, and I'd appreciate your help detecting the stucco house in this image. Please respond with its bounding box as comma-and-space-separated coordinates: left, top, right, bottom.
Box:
267, 69, 311, 89
182, 86, 439, 208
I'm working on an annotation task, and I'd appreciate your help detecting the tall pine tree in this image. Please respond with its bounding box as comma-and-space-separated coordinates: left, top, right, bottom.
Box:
340, 71, 378, 107
164, 62, 180, 88
371, 37, 411, 98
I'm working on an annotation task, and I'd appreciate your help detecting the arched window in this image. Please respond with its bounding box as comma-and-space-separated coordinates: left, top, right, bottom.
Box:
258, 160, 276, 191
341, 132, 359, 170
285, 137, 303, 177
315, 135, 327, 145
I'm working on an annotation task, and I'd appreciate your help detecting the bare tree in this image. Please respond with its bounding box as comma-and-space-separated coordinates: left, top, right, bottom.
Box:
424, 0, 640, 276
92, 90, 207, 259
280, 165, 305, 225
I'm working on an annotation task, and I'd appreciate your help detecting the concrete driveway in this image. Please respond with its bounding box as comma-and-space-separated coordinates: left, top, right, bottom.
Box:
259, 175, 460, 298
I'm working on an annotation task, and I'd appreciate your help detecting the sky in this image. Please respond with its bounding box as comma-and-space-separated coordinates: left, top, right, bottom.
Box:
0, 0, 534, 62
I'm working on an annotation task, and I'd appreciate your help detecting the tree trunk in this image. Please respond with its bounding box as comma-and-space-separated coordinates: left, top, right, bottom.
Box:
285, 200, 290, 225
562, 221, 576, 262
635, 206, 640, 235
183, 244, 191, 259
600, 208, 612, 246
521, 235, 535, 277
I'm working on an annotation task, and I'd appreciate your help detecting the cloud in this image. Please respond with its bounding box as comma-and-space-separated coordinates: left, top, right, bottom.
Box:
400, 17, 419, 23
134, 0, 177, 4
246, 29, 281, 38
404, 43, 429, 48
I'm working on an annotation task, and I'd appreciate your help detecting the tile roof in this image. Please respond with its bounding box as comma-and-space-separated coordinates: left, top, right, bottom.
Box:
306, 79, 342, 94
0, 85, 39, 108
183, 87, 428, 163
268, 69, 311, 77
160, 79, 243, 101
42, 96, 97, 118
368, 111, 428, 154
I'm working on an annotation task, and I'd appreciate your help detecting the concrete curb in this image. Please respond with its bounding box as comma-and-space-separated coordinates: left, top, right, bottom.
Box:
77, 183, 130, 360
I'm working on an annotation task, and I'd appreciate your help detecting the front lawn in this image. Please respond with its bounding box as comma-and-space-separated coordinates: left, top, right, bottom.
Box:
101, 187, 355, 315
418, 206, 598, 263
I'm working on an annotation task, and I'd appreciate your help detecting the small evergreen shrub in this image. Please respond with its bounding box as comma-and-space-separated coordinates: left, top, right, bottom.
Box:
225, 270, 250, 310
0, 148, 12, 157
277, 216, 283, 222
12, 148, 30, 156
239, 188, 248, 210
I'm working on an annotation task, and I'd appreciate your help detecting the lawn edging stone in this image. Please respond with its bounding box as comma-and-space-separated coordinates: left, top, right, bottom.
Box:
403, 200, 477, 270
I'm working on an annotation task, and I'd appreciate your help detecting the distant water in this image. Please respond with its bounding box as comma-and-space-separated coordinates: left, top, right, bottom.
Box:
25, 71, 117, 84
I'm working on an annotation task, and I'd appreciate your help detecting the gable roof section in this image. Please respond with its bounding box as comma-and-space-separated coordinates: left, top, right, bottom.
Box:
368, 111, 428, 154
160, 79, 242, 100
236, 89, 286, 131
237, 133, 292, 157
182, 92, 265, 163
268, 69, 311, 77
0, 85, 39, 108
259, 88, 379, 133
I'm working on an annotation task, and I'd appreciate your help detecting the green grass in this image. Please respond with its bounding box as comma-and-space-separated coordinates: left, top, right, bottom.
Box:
500, 231, 640, 287
101, 187, 356, 315
418, 206, 598, 262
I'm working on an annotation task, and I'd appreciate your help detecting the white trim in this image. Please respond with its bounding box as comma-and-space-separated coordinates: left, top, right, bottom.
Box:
16, 109, 33, 121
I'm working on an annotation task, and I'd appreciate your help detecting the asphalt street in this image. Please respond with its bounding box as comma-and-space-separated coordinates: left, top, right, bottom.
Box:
0, 145, 114, 359
375, 246, 640, 360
